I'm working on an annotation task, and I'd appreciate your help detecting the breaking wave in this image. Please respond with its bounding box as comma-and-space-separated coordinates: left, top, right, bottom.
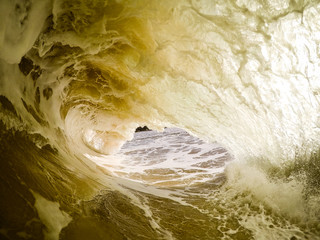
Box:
1, 0, 320, 239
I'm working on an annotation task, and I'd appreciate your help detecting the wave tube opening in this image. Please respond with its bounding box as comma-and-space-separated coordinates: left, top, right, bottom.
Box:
1, 0, 320, 239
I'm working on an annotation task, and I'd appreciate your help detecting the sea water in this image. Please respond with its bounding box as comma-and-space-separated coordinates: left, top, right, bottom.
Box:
1, 0, 320, 239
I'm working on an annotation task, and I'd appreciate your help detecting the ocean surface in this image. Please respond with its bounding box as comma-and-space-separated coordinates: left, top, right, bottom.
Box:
1, 0, 320, 239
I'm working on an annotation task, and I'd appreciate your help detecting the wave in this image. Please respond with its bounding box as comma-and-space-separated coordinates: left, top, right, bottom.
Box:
1, 0, 320, 239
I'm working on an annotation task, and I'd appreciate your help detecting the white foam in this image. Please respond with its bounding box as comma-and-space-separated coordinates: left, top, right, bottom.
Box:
32, 192, 72, 240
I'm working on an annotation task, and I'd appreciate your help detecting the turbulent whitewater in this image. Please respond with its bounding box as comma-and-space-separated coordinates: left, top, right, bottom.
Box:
1, 0, 320, 239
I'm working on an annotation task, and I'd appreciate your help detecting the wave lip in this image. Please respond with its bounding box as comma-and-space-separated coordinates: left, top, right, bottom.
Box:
1, 0, 320, 239
2, 0, 320, 161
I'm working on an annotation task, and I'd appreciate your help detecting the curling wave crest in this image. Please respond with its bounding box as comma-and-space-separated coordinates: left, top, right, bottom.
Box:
1, 0, 320, 239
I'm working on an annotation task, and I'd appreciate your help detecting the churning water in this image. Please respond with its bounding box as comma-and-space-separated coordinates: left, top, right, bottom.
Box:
1, 0, 320, 239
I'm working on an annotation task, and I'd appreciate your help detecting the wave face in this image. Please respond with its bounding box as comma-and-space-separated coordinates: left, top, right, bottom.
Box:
1, 0, 320, 239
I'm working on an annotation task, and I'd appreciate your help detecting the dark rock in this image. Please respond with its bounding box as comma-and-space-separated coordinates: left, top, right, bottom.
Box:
135, 126, 150, 132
